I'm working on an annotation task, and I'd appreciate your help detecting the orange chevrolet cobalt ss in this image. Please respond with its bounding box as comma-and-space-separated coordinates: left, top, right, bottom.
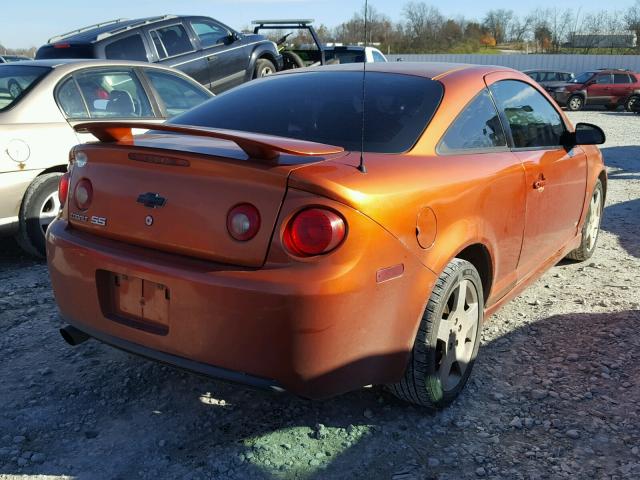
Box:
47, 63, 606, 408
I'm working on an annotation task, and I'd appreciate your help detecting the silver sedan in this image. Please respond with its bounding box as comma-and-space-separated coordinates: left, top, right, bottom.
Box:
0, 59, 213, 256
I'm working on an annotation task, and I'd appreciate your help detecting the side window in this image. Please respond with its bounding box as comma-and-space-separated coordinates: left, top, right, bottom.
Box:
190, 20, 229, 48
490, 80, 565, 149
438, 89, 506, 153
74, 69, 154, 118
630, 75, 638, 83
614, 74, 631, 84
56, 77, 89, 119
372, 51, 386, 62
150, 24, 194, 58
145, 70, 210, 118
595, 74, 613, 84
104, 34, 148, 61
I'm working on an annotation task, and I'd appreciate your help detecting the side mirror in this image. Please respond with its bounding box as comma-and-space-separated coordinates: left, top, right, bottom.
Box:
565, 122, 606, 147
228, 32, 240, 42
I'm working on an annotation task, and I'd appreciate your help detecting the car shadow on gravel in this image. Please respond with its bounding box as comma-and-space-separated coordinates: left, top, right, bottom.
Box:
1, 309, 638, 479
600, 146, 640, 178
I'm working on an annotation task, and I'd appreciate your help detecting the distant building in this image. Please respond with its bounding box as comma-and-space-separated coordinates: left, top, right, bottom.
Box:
567, 32, 637, 49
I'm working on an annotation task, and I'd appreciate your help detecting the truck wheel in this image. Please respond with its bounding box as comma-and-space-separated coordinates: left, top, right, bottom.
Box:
567, 95, 584, 111
625, 95, 639, 112
566, 179, 603, 262
15, 173, 63, 258
388, 259, 483, 408
254, 59, 276, 79
282, 51, 305, 69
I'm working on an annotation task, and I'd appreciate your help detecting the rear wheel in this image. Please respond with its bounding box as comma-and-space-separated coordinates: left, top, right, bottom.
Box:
15, 173, 63, 258
566, 179, 604, 262
388, 259, 483, 408
254, 59, 276, 79
625, 95, 639, 112
282, 51, 305, 70
567, 95, 584, 111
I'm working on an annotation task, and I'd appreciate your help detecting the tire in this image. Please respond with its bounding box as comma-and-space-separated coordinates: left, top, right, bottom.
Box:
282, 51, 305, 70
254, 58, 276, 79
624, 95, 639, 112
388, 259, 484, 408
8, 79, 22, 98
566, 179, 604, 262
567, 95, 584, 111
15, 173, 63, 258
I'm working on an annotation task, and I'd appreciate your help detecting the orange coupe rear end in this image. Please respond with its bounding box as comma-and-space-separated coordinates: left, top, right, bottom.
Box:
47, 63, 606, 407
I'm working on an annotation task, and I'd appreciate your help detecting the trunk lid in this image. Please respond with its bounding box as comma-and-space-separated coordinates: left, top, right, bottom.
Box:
67, 128, 344, 267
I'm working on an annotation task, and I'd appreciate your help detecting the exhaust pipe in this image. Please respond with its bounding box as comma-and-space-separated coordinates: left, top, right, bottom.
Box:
60, 325, 90, 346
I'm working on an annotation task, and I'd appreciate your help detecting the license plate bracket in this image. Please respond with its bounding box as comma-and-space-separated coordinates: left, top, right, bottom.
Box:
99, 271, 170, 335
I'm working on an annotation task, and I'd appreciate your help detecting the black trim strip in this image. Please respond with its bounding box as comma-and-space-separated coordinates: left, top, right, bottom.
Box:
59, 316, 284, 393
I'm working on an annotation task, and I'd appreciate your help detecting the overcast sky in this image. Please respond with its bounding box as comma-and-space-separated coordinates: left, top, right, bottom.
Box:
2, 0, 637, 49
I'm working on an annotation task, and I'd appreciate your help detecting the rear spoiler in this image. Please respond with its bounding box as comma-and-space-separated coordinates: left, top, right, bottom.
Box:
74, 122, 344, 160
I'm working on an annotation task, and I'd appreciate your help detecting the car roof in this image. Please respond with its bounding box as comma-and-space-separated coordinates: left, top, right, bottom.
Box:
0, 58, 199, 77
2, 58, 154, 68
46, 15, 192, 44
523, 69, 573, 74
291, 62, 513, 80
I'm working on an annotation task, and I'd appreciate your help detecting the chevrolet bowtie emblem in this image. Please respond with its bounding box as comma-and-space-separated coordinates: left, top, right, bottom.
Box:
137, 192, 166, 208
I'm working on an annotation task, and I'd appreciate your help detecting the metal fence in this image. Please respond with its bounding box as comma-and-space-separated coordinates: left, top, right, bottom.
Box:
386, 54, 640, 73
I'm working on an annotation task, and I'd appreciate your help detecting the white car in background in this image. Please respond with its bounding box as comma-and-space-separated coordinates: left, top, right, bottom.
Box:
0, 59, 213, 256
323, 45, 388, 64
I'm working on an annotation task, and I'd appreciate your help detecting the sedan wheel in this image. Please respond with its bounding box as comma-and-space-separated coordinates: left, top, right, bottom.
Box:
436, 278, 479, 391
389, 258, 483, 408
38, 191, 61, 235
625, 95, 639, 112
566, 179, 604, 262
16, 172, 63, 258
567, 95, 584, 111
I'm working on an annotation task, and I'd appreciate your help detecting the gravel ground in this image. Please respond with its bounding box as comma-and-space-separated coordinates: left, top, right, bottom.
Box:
0, 111, 639, 480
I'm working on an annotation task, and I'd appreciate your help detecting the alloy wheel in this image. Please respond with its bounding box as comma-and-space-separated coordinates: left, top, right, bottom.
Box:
435, 278, 480, 391
39, 191, 61, 235
569, 96, 583, 111
586, 187, 602, 251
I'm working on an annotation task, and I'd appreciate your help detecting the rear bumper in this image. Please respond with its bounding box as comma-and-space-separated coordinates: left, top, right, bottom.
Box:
61, 317, 284, 392
47, 218, 435, 399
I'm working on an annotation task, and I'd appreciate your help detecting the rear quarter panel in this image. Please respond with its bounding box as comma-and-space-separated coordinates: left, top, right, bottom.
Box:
290, 67, 531, 306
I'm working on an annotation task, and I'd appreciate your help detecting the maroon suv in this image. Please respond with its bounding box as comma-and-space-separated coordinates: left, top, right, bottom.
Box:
546, 69, 640, 111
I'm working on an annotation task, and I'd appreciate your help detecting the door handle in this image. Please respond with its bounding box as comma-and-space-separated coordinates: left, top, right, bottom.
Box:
207, 55, 217, 61
533, 174, 547, 191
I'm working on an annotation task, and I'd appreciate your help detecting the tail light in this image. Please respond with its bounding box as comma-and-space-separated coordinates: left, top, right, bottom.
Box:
227, 204, 260, 241
74, 178, 93, 210
58, 172, 70, 207
284, 208, 346, 257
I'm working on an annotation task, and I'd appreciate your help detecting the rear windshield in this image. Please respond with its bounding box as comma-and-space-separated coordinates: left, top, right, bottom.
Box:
36, 44, 95, 59
170, 71, 443, 153
0, 65, 51, 111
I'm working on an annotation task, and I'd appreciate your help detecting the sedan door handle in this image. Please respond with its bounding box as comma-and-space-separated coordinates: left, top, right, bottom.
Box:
207, 55, 217, 61
533, 174, 547, 191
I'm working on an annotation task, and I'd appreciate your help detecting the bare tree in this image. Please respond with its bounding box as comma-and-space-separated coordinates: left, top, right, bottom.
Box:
625, 0, 640, 52
402, 2, 445, 51
483, 9, 513, 44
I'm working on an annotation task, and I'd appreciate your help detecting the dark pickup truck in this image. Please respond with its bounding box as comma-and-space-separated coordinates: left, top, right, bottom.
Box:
36, 15, 282, 93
